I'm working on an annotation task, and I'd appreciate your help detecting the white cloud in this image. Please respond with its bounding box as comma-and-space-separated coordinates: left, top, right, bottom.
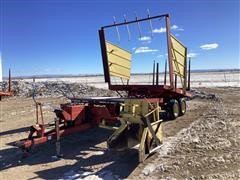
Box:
156, 54, 163, 58
171, 25, 178, 30
200, 43, 219, 50
171, 25, 184, 31
153, 24, 184, 34
187, 53, 198, 58
153, 27, 166, 33
135, 47, 158, 54
139, 36, 151, 41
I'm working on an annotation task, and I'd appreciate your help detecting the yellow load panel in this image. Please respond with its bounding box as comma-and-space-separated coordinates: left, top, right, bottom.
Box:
170, 35, 187, 77
106, 41, 132, 80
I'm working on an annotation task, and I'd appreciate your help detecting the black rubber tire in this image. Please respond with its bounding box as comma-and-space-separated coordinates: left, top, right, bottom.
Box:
178, 98, 187, 116
167, 99, 180, 120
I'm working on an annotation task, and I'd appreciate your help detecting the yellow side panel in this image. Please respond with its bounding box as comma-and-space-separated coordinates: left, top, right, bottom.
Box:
108, 55, 131, 68
170, 35, 186, 77
106, 41, 132, 80
172, 49, 185, 77
171, 36, 186, 56
109, 64, 130, 79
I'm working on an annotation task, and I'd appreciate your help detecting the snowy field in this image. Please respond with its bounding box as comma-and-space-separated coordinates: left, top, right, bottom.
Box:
19, 70, 239, 89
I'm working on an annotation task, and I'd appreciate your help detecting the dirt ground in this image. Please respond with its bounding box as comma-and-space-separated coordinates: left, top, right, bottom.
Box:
0, 87, 239, 179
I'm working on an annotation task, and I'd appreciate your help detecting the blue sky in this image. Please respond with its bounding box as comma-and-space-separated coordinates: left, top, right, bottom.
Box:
0, 0, 239, 76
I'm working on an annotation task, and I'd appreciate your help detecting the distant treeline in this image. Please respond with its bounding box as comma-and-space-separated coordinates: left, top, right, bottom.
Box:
4, 68, 240, 80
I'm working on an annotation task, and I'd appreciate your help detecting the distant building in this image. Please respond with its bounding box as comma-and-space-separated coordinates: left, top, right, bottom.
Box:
0, 54, 2, 82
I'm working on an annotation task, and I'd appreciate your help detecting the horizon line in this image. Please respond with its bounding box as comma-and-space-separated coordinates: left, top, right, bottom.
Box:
3, 68, 240, 79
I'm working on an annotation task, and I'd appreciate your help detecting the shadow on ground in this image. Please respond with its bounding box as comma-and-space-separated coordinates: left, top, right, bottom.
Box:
0, 126, 30, 136
0, 127, 139, 179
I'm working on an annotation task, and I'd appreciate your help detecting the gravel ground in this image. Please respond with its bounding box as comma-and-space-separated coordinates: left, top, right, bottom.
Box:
0, 87, 239, 179
130, 87, 240, 180
1, 80, 117, 98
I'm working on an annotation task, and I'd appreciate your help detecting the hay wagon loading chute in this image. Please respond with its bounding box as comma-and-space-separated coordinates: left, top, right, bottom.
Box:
15, 12, 192, 162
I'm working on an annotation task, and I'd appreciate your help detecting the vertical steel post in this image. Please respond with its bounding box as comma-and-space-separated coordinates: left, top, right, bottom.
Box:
40, 103, 44, 126
156, 63, 159, 85
164, 59, 167, 85
36, 103, 39, 124
187, 57, 191, 90
55, 118, 61, 157
175, 75, 177, 89
99, 29, 110, 85
152, 61, 155, 85
165, 15, 174, 88
183, 48, 188, 94
8, 69, 11, 93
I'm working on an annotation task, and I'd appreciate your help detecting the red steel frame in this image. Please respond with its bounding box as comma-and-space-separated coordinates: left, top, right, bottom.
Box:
110, 85, 192, 100
16, 101, 121, 150
99, 14, 190, 98
17, 123, 93, 149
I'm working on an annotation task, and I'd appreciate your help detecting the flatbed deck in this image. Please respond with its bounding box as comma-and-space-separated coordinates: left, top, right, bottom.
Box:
109, 84, 192, 98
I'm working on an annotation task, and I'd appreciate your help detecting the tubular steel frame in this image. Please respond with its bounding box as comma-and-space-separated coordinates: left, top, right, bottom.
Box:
99, 14, 174, 87
99, 13, 190, 98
